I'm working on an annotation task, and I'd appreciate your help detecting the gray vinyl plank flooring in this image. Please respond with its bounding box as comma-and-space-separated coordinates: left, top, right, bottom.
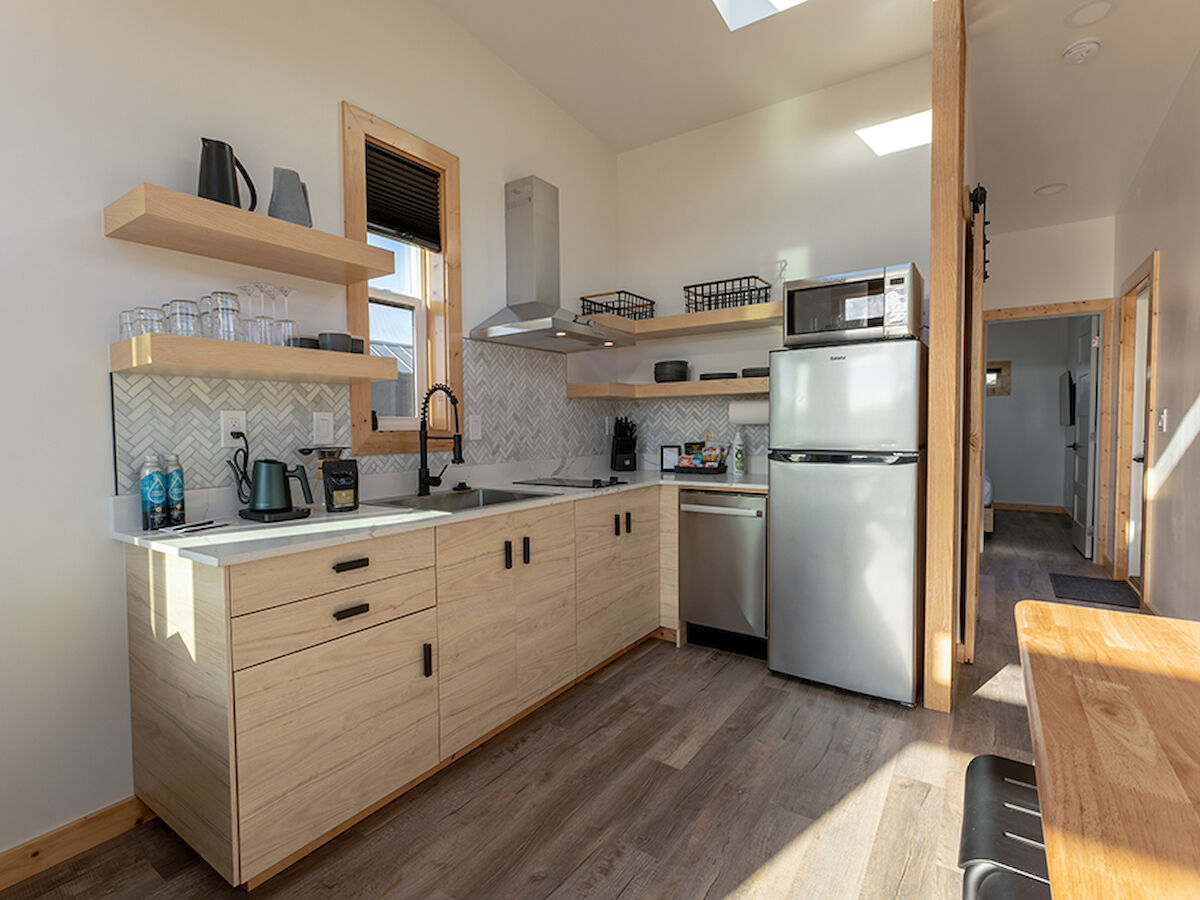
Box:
5, 510, 1099, 900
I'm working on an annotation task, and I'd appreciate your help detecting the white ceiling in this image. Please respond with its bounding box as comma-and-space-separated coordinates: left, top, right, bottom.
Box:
968, 0, 1200, 233
429, 0, 933, 152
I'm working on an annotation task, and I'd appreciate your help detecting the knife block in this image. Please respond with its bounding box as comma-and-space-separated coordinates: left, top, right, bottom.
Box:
611, 436, 637, 471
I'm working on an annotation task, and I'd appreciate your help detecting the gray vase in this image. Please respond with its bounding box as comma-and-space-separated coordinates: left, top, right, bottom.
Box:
267, 167, 312, 227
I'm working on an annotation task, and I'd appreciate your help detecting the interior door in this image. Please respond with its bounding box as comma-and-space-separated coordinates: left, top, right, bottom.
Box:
1070, 319, 1100, 557
1128, 286, 1151, 581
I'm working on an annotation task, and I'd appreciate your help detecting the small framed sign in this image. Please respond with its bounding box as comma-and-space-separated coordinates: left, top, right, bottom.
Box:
660, 444, 681, 472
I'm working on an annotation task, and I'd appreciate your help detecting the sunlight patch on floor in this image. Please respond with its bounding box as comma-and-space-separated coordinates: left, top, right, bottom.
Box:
973, 663, 1028, 707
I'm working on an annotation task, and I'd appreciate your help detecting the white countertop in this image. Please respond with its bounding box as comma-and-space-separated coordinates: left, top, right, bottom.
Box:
112, 470, 768, 567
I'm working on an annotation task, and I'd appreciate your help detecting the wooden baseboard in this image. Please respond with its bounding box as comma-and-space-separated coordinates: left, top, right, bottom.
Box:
992, 502, 1070, 516
248, 628, 666, 890
0, 796, 155, 891
650, 626, 677, 643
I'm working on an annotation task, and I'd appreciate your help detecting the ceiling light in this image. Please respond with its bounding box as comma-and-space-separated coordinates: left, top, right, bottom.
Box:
1062, 38, 1102, 65
554, 331, 567, 337
711, 0, 809, 32
1034, 183, 1068, 196
1066, 1, 1115, 28
855, 110, 933, 157
603, 340, 614, 347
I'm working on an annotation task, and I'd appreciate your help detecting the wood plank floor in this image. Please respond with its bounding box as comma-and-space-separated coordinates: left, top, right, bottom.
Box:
4, 510, 1109, 899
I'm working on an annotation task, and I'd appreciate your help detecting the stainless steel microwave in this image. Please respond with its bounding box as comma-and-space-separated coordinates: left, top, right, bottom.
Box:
783, 263, 925, 346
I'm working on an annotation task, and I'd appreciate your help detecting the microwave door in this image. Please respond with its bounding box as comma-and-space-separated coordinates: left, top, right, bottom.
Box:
786, 277, 885, 345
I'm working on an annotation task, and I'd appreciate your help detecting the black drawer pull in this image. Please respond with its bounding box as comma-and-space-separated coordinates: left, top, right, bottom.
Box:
625, 511, 632, 534
523, 535, 531, 565
332, 557, 370, 573
423, 642, 433, 678
332, 602, 370, 621
614, 514, 621, 536
504, 540, 513, 569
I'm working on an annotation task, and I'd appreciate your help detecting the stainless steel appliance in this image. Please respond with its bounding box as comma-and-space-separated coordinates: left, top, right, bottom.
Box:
469, 176, 633, 352
513, 476, 627, 489
784, 263, 924, 347
768, 339, 925, 705
679, 490, 767, 641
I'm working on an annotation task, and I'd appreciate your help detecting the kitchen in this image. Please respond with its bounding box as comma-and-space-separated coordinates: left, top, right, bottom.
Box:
4, 0, 1200, 898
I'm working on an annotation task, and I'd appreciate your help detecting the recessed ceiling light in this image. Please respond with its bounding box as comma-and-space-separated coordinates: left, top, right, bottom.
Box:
554, 331, 567, 337
711, 0, 809, 32
1062, 38, 1102, 65
1066, 0, 1115, 28
855, 110, 933, 157
1034, 183, 1068, 196
603, 340, 614, 347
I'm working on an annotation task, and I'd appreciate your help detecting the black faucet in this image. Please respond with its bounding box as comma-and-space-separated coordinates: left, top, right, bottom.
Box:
418, 383, 465, 496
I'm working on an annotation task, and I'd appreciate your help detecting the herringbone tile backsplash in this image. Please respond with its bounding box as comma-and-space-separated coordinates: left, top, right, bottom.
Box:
112, 341, 614, 494
614, 397, 769, 463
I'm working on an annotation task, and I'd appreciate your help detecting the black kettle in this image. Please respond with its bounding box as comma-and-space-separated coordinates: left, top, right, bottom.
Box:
227, 432, 312, 522
199, 138, 257, 211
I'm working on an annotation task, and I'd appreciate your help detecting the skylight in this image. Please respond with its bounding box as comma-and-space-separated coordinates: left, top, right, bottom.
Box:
855, 110, 933, 157
712, 0, 809, 32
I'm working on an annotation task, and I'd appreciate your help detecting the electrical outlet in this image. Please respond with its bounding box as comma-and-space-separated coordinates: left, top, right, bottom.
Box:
467, 414, 482, 441
220, 410, 246, 449
312, 411, 335, 445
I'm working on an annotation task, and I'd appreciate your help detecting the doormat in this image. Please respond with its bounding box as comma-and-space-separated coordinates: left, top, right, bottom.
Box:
1049, 574, 1139, 610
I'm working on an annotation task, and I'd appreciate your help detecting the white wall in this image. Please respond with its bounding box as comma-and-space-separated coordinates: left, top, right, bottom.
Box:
983, 216, 1115, 311
1114, 50, 1200, 619
984, 319, 1073, 507
0, 0, 618, 851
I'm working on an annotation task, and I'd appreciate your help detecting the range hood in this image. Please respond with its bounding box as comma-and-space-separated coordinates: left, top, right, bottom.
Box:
470, 176, 632, 353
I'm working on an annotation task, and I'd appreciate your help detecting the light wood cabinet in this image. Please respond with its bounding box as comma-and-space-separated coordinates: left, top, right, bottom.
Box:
435, 503, 577, 757
234, 609, 439, 880
576, 487, 660, 674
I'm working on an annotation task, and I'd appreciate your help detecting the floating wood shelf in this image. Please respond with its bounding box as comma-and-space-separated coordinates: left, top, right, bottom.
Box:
110, 334, 398, 384
566, 377, 769, 400
104, 183, 394, 285
590, 302, 781, 342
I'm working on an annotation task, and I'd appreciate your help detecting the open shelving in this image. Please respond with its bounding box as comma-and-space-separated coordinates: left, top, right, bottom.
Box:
103, 183, 394, 285
565, 377, 769, 400
109, 334, 398, 384
589, 301, 781, 343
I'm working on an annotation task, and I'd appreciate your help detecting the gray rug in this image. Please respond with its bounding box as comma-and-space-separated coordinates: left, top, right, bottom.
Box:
1049, 573, 1140, 609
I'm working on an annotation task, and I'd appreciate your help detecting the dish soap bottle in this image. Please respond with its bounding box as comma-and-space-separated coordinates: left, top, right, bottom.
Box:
164, 454, 185, 526
139, 454, 167, 531
732, 429, 746, 481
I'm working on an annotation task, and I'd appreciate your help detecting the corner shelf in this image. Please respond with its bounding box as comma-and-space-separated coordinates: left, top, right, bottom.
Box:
110, 334, 398, 384
589, 302, 781, 343
104, 183, 394, 285
566, 377, 769, 400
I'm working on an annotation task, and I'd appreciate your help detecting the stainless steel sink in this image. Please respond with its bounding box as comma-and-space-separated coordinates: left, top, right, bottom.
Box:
371, 488, 554, 513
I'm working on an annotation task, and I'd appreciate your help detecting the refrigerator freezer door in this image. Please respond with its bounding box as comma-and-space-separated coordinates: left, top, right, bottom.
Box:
767, 454, 922, 704
769, 340, 925, 452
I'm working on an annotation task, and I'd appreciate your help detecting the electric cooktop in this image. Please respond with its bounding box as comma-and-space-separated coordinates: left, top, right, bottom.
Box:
512, 476, 627, 489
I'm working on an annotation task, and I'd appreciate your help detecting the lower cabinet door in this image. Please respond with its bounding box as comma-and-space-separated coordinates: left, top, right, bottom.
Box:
514, 502, 577, 710
234, 610, 439, 881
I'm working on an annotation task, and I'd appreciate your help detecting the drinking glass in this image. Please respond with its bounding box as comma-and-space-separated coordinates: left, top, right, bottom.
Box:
162, 299, 200, 336
203, 292, 241, 341
118, 309, 138, 340
135, 307, 166, 335
275, 319, 296, 346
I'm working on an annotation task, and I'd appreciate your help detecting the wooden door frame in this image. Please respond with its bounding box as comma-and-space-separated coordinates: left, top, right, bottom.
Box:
1113, 251, 1160, 608
959, 203, 986, 665
982, 298, 1116, 567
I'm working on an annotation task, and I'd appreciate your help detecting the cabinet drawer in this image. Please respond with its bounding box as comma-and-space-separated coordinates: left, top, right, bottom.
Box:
231, 567, 436, 670
234, 609, 439, 881
228, 529, 435, 616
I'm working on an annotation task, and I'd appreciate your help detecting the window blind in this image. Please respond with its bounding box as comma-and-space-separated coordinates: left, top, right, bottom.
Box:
365, 141, 442, 252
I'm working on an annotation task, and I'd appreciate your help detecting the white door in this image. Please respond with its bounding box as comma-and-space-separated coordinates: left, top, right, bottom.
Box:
1128, 286, 1151, 580
1070, 319, 1100, 557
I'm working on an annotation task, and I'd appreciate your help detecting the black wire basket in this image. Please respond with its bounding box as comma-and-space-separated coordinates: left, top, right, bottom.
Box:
682, 275, 772, 312
580, 290, 656, 320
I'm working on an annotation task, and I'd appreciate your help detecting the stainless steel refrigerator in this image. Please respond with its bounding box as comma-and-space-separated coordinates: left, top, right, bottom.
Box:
767, 339, 925, 704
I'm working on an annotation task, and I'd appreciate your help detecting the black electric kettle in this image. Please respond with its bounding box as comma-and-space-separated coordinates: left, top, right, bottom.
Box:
198, 138, 257, 211
227, 432, 312, 522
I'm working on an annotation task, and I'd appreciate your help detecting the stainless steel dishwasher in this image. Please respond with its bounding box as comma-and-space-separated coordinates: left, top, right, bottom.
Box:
679, 490, 767, 643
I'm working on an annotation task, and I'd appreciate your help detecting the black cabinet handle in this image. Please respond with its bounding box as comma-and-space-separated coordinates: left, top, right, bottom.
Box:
504, 540, 513, 569
614, 514, 621, 536
332, 557, 369, 573
523, 535, 531, 564
332, 602, 370, 621
423, 642, 433, 677
625, 511, 632, 534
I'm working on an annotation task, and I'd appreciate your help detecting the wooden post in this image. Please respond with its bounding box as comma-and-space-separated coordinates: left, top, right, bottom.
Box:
925, 0, 967, 712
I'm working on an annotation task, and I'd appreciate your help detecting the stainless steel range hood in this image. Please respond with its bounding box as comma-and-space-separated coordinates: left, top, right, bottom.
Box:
470, 176, 631, 353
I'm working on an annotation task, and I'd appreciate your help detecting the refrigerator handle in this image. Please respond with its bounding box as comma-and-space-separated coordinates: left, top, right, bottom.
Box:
769, 450, 919, 465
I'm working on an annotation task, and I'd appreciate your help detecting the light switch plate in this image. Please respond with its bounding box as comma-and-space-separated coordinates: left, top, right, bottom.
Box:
467, 414, 481, 441
312, 411, 335, 445
604, 415, 615, 436
1159, 408, 1169, 432
220, 411, 246, 448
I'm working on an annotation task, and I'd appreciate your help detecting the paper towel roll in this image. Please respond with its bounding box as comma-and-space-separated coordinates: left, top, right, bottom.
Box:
729, 399, 769, 426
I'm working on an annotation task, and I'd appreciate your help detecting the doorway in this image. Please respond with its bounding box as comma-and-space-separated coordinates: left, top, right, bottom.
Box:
984, 313, 1102, 559
1114, 251, 1161, 602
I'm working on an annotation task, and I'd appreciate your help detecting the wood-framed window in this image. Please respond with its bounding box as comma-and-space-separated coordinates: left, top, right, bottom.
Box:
985, 360, 1011, 396
341, 101, 463, 455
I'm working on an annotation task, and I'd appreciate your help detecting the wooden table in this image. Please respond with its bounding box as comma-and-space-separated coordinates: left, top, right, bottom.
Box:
1015, 600, 1200, 898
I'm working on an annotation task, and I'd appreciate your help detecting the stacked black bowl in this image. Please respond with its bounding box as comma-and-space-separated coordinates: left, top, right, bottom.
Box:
654, 360, 689, 383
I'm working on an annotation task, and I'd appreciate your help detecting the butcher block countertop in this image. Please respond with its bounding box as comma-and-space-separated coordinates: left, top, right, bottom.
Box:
1015, 600, 1200, 899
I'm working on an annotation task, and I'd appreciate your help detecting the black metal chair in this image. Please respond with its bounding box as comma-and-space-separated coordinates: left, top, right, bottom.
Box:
959, 755, 1052, 900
